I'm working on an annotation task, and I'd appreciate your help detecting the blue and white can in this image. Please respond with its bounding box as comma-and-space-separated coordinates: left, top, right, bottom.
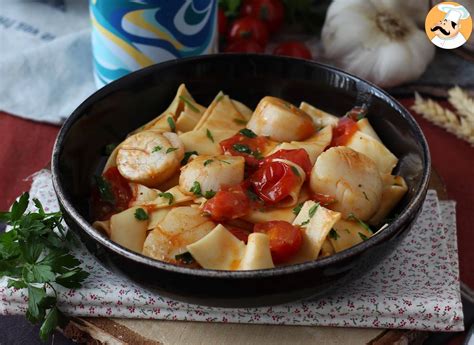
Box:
90, 0, 218, 88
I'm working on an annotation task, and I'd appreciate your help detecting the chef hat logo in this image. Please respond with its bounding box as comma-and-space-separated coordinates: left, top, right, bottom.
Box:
437, 3, 470, 23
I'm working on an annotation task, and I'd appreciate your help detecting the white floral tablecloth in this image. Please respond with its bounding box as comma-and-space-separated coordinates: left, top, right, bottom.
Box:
0, 170, 464, 331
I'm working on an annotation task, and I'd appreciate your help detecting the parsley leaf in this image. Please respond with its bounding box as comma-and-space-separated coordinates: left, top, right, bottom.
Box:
358, 232, 368, 241
166, 147, 178, 154
232, 143, 252, 154
158, 192, 174, 205
233, 118, 247, 125
152, 145, 162, 153
291, 165, 301, 177
348, 213, 372, 233
204, 190, 216, 199
181, 151, 198, 165
215, 94, 224, 103
0, 193, 88, 341
179, 95, 199, 113
175, 252, 195, 264
206, 129, 214, 142
362, 191, 369, 201
167, 117, 176, 132
239, 128, 257, 138
293, 203, 303, 216
328, 229, 340, 240
134, 208, 148, 221
94, 176, 115, 205
203, 159, 214, 166
190, 181, 202, 196
308, 203, 319, 218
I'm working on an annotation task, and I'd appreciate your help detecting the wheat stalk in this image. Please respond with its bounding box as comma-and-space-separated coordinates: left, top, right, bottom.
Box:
448, 86, 474, 126
411, 91, 474, 146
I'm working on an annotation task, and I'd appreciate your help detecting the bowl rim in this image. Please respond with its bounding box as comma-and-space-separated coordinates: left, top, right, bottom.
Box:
51, 53, 431, 279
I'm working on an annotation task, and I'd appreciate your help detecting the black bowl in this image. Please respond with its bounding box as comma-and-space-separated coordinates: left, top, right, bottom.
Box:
52, 54, 430, 307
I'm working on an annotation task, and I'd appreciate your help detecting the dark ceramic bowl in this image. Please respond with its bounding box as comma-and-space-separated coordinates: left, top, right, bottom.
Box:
52, 54, 430, 307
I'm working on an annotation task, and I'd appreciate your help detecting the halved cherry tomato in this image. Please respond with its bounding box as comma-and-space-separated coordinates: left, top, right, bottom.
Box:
220, 133, 267, 168
311, 193, 337, 206
225, 39, 264, 53
228, 16, 269, 47
240, 0, 285, 33
330, 117, 358, 147
92, 167, 133, 220
262, 149, 312, 178
250, 161, 300, 204
226, 226, 251, 243
218, 8, 228, 37
273, 41, 312, 59
254, 221, 303, 263
203, 185, 250, 222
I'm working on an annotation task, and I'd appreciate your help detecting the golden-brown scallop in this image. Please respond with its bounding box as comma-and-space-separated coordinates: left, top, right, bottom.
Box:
247, 96, 316, 142
179, 155, 245, 196
309, 147, 383, 221
116, 131, 184, 187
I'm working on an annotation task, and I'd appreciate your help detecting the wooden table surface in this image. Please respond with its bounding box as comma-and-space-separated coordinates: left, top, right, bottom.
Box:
0, 97, 472, 344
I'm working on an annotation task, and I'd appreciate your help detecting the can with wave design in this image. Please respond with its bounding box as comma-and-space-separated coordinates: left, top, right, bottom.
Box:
90, 0, 218, 87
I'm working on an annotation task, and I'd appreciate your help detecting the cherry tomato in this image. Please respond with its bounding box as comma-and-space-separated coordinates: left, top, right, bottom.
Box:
218, 8, 228, 37
311, 193, 337, 206
228, 16, 269, 47
226, 226, 251, 243
262, 149, 312, 178
273, 41, 312, 59
225, 39, 264, 53
250, 161, 300, 204
240, 0, 285, 33
254, 221, 303, 263
220, 133, 267, 168
330, 117, 358, 147
92, 167, 133, 220
203, 185, 250, 222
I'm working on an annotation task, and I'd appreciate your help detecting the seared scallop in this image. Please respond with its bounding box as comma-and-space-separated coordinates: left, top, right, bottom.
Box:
116, 131, 184, 187
247, 96, 315, 142
179, 155, 245, 196
309, 147, 382, 221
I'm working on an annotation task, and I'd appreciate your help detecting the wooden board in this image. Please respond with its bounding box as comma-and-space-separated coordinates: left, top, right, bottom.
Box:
60, 169, 445, 345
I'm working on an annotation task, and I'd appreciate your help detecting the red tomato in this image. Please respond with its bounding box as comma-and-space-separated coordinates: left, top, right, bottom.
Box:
220, 133, 267, 168
254, 221, 303, 263
240, 0, 285, 33
330, 117, 358, 147
203, 185, 250, 222
218, 8, 228, 36
228, 16, 269, 47
273, 41, 312, 59
262, 149, 312, 178
225, 39, 264, 53
250, 161, 300, 204
226, 226, 251, 243
92, 167, 133, 220
312, 193, 337, 206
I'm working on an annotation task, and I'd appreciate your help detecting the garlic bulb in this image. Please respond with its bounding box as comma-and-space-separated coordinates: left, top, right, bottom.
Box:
321, 0, 435, 88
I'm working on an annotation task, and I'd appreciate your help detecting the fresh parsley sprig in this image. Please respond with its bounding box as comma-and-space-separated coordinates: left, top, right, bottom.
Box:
0, 193, 89, 341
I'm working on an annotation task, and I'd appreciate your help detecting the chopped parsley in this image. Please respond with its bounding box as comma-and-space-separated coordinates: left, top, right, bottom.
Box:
152, 145, 162, 153
362, 191, 369, 200
239, 128, 257, 138
358, 232, 368, 241
175, 252, 195, 264
203, 159, 214, 166
104, 143, 117, 155
166, 147, 178, 154
219, 159, 231, 164
245, 189, 260, 201
167, 117, 176, 132
181, 151, 198, 165
204, 190, 216, 199
190, 181, 202, 196
215, 94, 224, 103
291, 165, 301, 177
206, 128, 214, 142
308, 203, 319, 218
233, 118, 248, 125
301, 219, 310, 226
179, 95, 199, 113
94, 176, 115, 204
134, 208, 148, 221
232, 143, 252, 154
158, 192, 174, 205
293, 203, 303, 216
329, 229, 340, 240
348, 213, 372, 233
